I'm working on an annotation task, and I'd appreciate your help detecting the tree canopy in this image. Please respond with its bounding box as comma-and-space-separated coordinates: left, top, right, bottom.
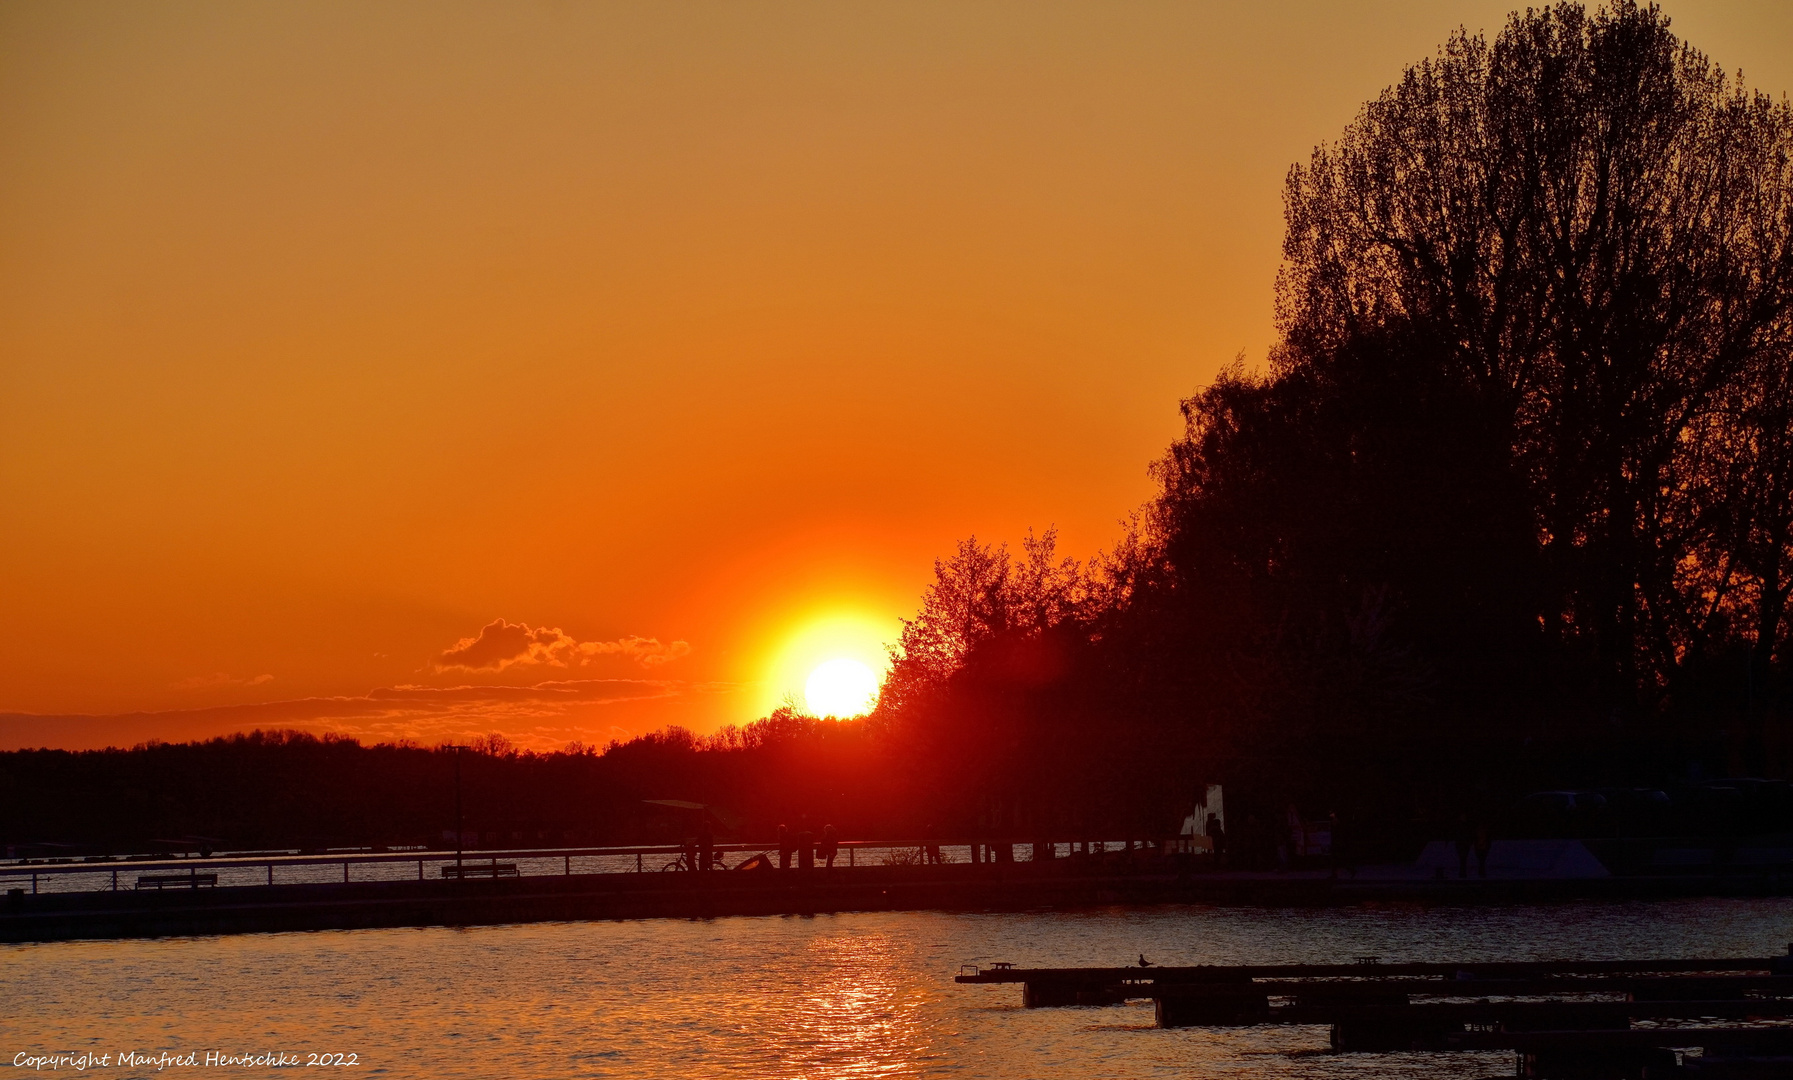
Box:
874, 1, 1793, 826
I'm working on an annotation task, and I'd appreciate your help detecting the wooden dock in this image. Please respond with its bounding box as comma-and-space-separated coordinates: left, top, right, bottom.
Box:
956, 954, 1793, 1077
12, 840, 1793, 943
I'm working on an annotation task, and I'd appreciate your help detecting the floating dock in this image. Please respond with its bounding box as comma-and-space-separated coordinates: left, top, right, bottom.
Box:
957, 954, 1793, 1078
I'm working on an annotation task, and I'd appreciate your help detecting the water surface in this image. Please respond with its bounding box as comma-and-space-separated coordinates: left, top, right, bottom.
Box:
6, 898, 1791, 1078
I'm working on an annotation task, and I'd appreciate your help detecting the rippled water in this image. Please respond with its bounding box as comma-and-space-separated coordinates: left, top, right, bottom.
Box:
6, 898, 1792, 1079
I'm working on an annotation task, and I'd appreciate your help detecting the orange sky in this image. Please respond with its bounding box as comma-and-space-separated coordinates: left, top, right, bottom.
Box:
3, 1, 1789, 751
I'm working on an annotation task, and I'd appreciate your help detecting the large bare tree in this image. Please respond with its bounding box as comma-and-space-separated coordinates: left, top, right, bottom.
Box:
1277, 1, 1793, 712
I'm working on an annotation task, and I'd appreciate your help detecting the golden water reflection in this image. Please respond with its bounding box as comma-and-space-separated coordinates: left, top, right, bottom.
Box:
7, 900, 1793, 1078
766, 932, 938, 1079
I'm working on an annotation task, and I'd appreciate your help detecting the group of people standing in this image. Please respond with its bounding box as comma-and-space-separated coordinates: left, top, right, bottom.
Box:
775, 823, 839, 870
677, 822, 842, 871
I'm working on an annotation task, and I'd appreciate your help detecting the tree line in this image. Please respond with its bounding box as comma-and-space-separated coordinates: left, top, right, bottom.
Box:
0, 723, 892, 853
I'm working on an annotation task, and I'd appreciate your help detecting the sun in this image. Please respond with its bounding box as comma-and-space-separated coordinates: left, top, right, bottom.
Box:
804, 657, 880, 718
754, 608, 892, 719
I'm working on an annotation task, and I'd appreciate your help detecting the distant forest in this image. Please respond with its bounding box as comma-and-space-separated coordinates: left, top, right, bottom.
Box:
5, 2, 1790, 854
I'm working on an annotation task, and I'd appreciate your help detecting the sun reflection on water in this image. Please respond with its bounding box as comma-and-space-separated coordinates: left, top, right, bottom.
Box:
767, 933, 937, 1079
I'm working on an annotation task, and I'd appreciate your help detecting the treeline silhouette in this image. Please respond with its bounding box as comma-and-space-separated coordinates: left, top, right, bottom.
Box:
1, 722, 894, 853
5, 2, 1790, 855
867, 2, 1793, 842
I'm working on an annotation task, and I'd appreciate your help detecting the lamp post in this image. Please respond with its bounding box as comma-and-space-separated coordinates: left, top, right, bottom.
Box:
448, 745, 469, 876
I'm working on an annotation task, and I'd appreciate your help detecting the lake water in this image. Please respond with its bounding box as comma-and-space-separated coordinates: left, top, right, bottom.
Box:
5, 898, 1792, 1079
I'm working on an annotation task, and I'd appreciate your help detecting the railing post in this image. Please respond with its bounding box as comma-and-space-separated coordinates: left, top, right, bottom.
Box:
112, 869, 118, 891
32, 872, 37, 894
343, 861, 349, 883
637, 853, 642, 873
268, 864, 274, 886
418, 860, 424, 880
564, 855, 570, 876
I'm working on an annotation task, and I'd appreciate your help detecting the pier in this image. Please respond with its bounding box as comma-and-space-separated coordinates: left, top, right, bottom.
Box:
957, 954, 1793, 1077
11, 839, 1793, 943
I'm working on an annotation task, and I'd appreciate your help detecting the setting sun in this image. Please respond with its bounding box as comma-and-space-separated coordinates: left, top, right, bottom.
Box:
804, 657, 880, 718
754, 609, 893, 720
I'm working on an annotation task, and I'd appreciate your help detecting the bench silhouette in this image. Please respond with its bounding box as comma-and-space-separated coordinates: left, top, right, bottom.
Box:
440, 863, 518, 879
137, 873, 218, 889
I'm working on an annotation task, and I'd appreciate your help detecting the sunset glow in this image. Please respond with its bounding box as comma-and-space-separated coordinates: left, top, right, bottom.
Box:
804, 658, 880, 718
759, 612, 892, 721
1, 1, 1787, 752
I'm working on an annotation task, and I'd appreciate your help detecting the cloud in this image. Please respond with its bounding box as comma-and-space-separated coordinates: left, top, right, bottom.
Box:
575, 636, 692, 667
433, 619, 689, 672
170, 673, 275, 690
434, 620, 574, 671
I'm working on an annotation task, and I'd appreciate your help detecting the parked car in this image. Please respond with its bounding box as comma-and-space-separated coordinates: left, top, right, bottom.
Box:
1508, 791, 1611, 839
1680, 779, 1793, 836
1670, 783, 1746, 836
1591, 788, 1674, 837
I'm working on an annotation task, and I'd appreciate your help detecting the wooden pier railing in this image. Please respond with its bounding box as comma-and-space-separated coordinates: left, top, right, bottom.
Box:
0, 838, 1141, 895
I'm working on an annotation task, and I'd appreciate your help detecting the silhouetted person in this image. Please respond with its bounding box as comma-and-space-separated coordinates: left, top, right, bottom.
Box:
923, 825, 942, 865
1206, 813, 1227, 870
797, 828, 814, 870
698, 820, 714, 872
682, 837, 698, 873
1454, 816, 1474, 879
777, 824, 791, 871
1474, 822, 1492, 879
820, 824, 838, 869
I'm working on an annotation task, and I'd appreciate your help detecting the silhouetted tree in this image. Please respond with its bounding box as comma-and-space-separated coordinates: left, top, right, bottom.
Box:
877, 529, 1089, 722
1275, 0, 1793, 715
880, 1, 1793, 826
